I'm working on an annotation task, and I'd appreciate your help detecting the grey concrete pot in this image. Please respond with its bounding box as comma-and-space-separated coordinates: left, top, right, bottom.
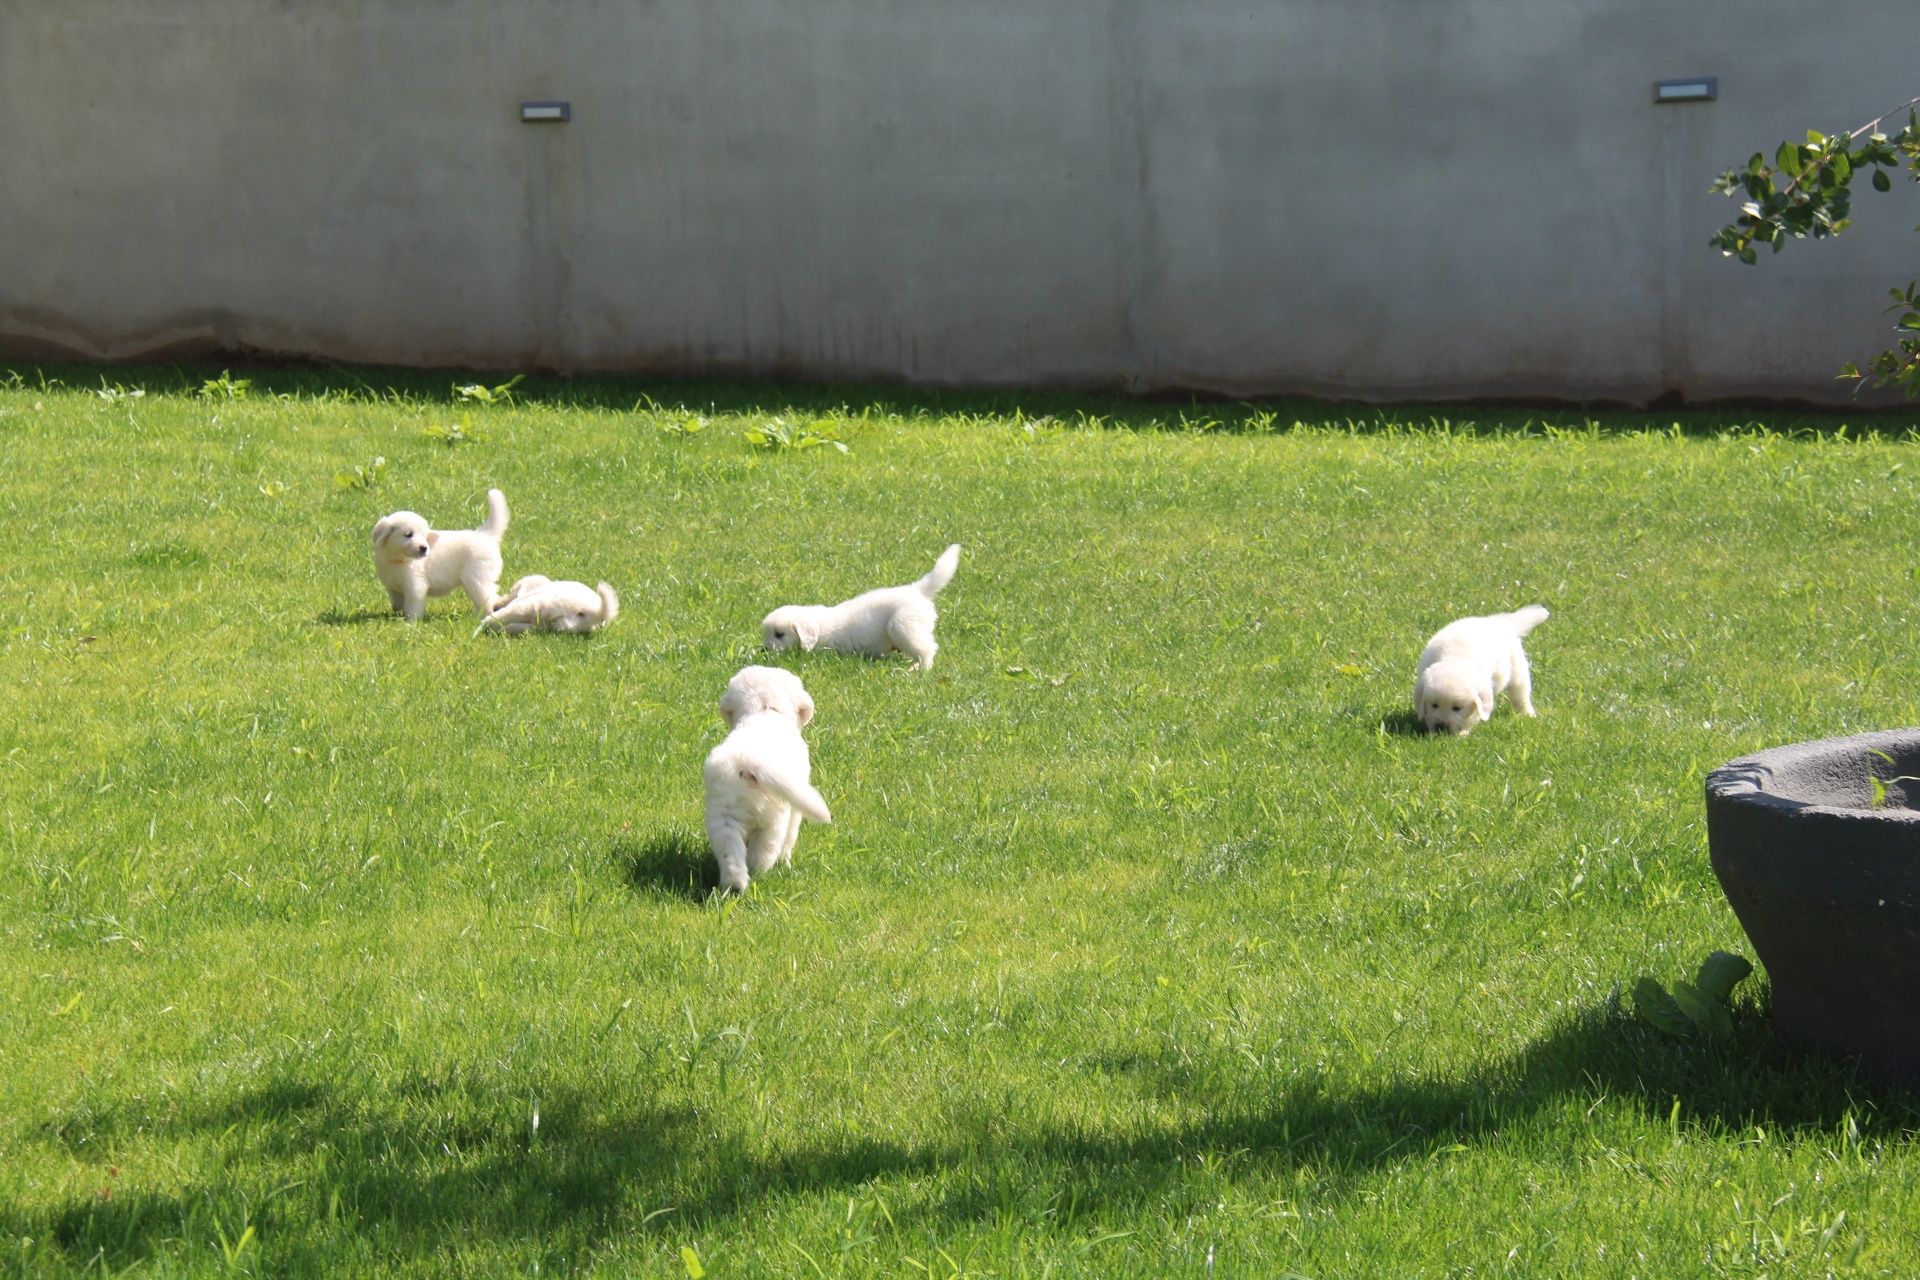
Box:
1705, 729, 1920, 1081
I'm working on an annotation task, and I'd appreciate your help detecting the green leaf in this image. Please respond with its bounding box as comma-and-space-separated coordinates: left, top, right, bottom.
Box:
1694, 951, 1753, 1004
1874, 168, 1893, 193
1632, 977, 1690, 1036
680, 1246, 706, 1278
1670, 980, 1735, 1037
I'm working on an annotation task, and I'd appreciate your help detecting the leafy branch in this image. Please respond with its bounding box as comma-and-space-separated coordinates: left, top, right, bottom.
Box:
1710, 96, 1920, 396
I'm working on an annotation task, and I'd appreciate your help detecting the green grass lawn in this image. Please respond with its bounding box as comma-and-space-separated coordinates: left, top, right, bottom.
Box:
4, 365, 1920, 1278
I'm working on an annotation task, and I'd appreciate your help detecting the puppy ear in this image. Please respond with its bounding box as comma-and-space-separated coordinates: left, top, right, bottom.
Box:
795, 618, 818, 651
1476, 686, 1495, 720
425, 529, 441, 547
794, 691, 815, 727
371, 518, 392, 546
718, 687, 742, 729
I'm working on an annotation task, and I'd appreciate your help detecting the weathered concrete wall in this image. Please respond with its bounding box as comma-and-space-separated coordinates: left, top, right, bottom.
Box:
2, 0, 1915, 403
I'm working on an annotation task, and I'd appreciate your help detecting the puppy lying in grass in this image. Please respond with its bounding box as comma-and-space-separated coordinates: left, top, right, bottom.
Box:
1414, 605, 1549, 735
475, 574, 620, 635
370, 488, 508, 621
762, 544, 961, 670
704, 666, 831, 895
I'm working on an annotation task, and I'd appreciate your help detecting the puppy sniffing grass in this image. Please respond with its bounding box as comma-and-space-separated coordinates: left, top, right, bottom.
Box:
475, 574, 619, 635
703, 666, 830, 895
371, 488, 508, 620
762, 543, 961, 670
1414, 605, 1549, 735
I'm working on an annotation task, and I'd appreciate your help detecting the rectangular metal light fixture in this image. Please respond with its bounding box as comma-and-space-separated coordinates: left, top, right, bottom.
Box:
520, 101, 571, 123
1654, 78, 1716, 104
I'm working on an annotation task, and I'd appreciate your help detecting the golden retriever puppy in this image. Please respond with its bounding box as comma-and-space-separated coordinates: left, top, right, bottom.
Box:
1414, 605, 1549, 735
703, 666, 831, 894
370, 488, 508, 620
476, 574, 619, 635
762, 544, 960, 670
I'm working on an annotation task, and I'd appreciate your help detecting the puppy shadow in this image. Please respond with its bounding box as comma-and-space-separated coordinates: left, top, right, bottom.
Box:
615, 827, 716, 902
1376, 708, 1434, 738
315, 606, 391, 627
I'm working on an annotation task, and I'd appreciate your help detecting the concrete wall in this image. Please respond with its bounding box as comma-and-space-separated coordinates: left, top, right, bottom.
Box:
3, 0, 1916, 403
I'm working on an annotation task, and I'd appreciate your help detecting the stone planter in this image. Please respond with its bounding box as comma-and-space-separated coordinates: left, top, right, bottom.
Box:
1704, 729, 1920, 1082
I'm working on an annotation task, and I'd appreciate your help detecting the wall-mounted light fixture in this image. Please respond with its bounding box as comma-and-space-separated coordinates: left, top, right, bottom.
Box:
1654, 78, 1716, 104
520, 101, 571, 123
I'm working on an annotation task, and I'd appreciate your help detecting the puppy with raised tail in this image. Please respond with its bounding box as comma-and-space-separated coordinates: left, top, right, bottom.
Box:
762, 544, 961, 670
1414, 605, 1549, 736
704, 666, 831, 894
371, 488, 509, 620
475, 575, 620, 635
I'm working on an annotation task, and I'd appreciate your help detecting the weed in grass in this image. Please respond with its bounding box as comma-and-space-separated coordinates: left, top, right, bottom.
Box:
333, 453, 387, 489
452, 373, 525, 405
91, 378, 144, 402
197, 369, 252, 400
422, 415, 483, 447
1633, 951, 1755, 1038
743, 414, 849, 453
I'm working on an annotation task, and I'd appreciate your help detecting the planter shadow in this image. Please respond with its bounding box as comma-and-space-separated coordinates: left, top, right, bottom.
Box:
1706, 728, 1920, 1083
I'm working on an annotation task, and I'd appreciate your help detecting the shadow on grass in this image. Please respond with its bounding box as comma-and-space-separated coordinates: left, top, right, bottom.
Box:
11, 1000, 1918, 1271
4, 358, 1900, 436
1375, 708, 1430, 737
16, 1079, 703, 1273
615, 827, 714, 902
314, 606, 391, 627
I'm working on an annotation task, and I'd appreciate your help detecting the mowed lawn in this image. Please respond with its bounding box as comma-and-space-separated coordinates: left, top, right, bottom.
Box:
4, 367, 1920, 1278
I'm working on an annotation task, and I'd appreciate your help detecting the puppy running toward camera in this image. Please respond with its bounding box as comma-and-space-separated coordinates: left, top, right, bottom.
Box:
371, 488, 509, 621
762, 544, 961, 670
1413, 605, 1550, 736
474, 574, 619, 635
703, 666, 831, 894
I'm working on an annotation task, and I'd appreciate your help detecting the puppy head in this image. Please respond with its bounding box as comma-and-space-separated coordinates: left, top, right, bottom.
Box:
761, 607, 817, 652
371, 511, 433, 562
1416, 662, 1493, 736
719, 665, 816, 729
549, 597, 611, 634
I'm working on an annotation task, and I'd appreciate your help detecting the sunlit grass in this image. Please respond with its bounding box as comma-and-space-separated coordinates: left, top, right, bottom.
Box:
3, 365, 1920, 1277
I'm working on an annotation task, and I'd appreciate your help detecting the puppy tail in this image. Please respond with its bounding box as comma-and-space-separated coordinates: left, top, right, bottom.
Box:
595, 582, 620, 624
741, 759, 832, 824
1506, 604, 1550, 635
916, 543, 962, 598
479, 488, 510, 539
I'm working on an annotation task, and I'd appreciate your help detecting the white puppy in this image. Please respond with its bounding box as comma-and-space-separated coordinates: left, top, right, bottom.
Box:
371, 488, 509, 621
703, 666, 831, 894
762, 544, 961, 670
1413, 605, 1550, 736
476, 574, 620, 635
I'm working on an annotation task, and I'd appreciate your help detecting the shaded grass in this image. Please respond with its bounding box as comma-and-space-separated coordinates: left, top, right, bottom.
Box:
3, 365, 1920, 1277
